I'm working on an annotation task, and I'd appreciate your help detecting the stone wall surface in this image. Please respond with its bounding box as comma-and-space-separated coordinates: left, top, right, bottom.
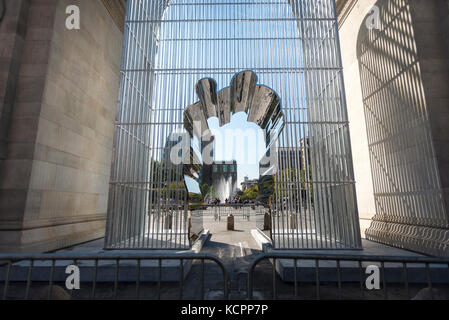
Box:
0, 0, 122, 252
338, 0, 378, 238
411, 0, 449, 217
0, 0, 30, 160
0, 0, 58, 252
340, 0, 449, 256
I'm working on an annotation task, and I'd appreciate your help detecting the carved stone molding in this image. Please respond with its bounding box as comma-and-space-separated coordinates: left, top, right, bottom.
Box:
366, 221, 449, 257
102, 0, 356, 32
335, 0, 358, 28
101, 0, 126, 32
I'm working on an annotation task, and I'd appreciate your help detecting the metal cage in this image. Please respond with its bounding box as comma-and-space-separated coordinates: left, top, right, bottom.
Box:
105, 0, 362, 249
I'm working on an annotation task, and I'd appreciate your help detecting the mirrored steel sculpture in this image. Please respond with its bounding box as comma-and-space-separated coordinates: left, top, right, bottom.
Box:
105, 0, 362, 250
184, 71, 283, 142
183, 71, 283, 243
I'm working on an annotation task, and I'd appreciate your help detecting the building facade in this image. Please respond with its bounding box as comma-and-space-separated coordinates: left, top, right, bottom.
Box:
241, 176, 258, 192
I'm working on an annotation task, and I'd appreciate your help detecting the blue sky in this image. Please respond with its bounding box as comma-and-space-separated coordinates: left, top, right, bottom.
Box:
207, 113, 266, 186
153, 0, 306, 187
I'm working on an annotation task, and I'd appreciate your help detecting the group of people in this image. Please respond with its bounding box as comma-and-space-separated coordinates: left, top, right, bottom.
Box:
206, 198, 221, 205
205, 198, 257, 206
227, 198, 257, 205
204, 197, 258, 206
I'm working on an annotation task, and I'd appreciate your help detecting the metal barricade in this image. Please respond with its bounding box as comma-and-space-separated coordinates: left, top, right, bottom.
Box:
0, 252, 228, 300
248, 252, 449, 300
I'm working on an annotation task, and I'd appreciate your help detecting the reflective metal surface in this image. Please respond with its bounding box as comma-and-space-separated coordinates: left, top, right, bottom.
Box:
184, 71, 283, 140
105, 0, 362, 250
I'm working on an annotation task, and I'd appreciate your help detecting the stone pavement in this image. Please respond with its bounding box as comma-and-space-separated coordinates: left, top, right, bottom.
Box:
3, 216, 448, 300
200, 217, 263, 298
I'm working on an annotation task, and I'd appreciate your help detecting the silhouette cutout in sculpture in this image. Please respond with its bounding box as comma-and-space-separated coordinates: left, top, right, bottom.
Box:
182, 71, 284, 238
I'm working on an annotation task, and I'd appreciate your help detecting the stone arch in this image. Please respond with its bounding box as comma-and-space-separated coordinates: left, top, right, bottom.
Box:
356, 0, 448, 255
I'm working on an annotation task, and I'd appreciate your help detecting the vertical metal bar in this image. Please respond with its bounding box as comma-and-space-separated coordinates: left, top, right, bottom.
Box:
425, 263, 434, 300
48, 259, 55, 300
91, 259, 98, 300
179, 258, 184, 300
337, 260, 342, 300
359, 260, 365, 299
114, 259, 119, 300
381, 262, 388, 300
222, 260, 229, 301
136, 259, 141, 300
158, 258, 162, 300
300, 0, 314, 250
403, 262, 410, 299
248, 263, 254, 300
294, 259, 298, 299
272, 258, 277, 300
315, 259, 320, 300
2, 261, 11, 300
201, 259, 205, 300
25, 260, 33, 300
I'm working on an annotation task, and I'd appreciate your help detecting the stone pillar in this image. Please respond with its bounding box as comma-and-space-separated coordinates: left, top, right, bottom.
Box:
338, 0, 378, 238
227, 214, 234, 231
164, 213, 173, 230
411, 0, 449, 221
290, 214, 297, 230
263, 212, 271, 231
0, 0, 123, 253
0, 0, 30, 160
352, 0, 449, 256
0, 0, 58, 253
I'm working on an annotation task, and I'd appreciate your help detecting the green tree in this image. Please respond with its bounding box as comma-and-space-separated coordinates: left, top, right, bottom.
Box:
241, 184, 259, 201
200, 184, 214, 199
274, 167, 313, 203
